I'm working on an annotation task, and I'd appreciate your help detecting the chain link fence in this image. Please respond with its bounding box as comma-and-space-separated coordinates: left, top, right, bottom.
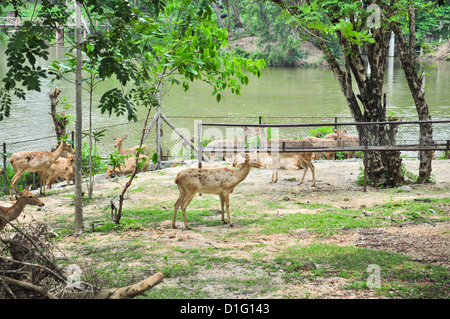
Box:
1, 114, 449, 194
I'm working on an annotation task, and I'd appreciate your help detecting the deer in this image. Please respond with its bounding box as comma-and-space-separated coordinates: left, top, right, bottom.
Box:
323, 130, 359, 159
9, 141, 75, 200
302, 129, 344, 160
203, 126, 258, 163
0, 168, 4, 175
0, 186, 45, 231
46, 154, 75, 189
113, 136, 150, 156
173, 153, 263, 230
254, 127, 316, 186
106, 155, 150, 179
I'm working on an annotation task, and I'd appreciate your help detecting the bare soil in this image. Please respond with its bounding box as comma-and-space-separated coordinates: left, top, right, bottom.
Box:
2, 159, 449, 299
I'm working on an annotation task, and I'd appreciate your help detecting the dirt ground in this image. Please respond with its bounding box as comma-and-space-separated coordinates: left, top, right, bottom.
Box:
1, 158, 449, 298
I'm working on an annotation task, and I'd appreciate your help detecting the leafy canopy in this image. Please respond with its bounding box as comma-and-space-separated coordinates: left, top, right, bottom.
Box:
0, 0, 265, 121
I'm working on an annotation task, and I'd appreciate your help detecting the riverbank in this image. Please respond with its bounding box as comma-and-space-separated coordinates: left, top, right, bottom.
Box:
229, 36, 450, 66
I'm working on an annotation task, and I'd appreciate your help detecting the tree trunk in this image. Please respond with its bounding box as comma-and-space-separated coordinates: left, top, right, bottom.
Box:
318, 25, 404, 187
48, 88, 67, 144
391, 6, 433, 184
74, 1, 84, 234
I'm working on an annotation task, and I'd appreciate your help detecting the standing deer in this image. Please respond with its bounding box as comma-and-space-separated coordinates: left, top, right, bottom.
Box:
9, 141, 74, 199
46, 154, 75, 189
255, 127, 316, 186
173, 153, 262, 229
203, 126, 258, 163
1, 186, 45, 231
113, 136, 149, 156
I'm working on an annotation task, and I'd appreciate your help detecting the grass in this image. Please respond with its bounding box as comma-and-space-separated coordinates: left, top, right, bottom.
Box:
275, 243, 449, 298
38, 182, 450, 299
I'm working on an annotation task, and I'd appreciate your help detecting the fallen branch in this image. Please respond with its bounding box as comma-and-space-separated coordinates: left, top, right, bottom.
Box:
61, 272, 165, 299
2, 276, 58, 299
1, 272, 164, 299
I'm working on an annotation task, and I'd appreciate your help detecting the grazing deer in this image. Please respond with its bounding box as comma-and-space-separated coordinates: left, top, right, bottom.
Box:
9, 141, 74, 200
106, 155, 150, 179
173, 153, 262, 229
113, 136, 149, 156
203, 126, 258, 163
1, 186, 45, 231
254, 127, 316, 186
46, 154, 75, 189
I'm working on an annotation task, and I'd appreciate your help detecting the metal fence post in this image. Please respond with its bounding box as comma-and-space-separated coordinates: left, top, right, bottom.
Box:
363, 141, 368, 193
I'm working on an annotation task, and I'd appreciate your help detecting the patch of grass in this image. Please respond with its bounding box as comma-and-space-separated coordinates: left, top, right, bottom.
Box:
260, 209, 387, 236
275, 243, 450, 298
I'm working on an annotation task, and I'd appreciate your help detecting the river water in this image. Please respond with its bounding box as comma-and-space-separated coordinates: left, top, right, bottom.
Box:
0, 44, 449, 144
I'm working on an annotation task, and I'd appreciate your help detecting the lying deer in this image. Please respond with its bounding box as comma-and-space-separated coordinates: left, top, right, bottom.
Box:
46, 154, 75, 189
113, 136, 149, 156
203, 126, 258, 163
173, 153, 262, 229
9, 141, 74, 199
0, 186, 45, 231
106, 155, 150, 179
254, 127, 316, 186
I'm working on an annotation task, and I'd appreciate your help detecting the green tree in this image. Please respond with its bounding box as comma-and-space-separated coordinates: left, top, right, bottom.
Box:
0, 0, 265, 230
267, 0, 438, 186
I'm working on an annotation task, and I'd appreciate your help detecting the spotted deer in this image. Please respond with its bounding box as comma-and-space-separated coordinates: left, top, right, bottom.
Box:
173, 153, 262, 229
113, 136, 149, 156
9, 141, 74, 199
1, 186, 45, 231
46, 154, 75, 189
254, 127, 316, 186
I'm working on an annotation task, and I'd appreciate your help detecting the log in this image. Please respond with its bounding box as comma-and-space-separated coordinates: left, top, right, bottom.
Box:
2, 276, 58, 299
1, 272, 164, 299
62, 272, 165, 299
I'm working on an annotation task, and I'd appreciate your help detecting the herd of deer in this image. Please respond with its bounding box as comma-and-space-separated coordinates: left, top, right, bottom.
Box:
0, 127, 359, 231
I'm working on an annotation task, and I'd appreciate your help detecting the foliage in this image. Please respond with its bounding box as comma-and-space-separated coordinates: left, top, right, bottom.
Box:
80, 140, 108, 176
236, 0, 306, 66
0, 0, 266, 122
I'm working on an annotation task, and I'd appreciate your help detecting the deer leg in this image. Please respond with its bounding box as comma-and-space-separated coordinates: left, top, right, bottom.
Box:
47, 172, 56, 189
270, 155, 278, 183
298, 158, 315, 186
38, 171, 47, 196
223, 192, 232, 226
9, 171, 23, 200
172, 187, 186, 229
180, 192, 196, 230
219, 194, 226, 224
